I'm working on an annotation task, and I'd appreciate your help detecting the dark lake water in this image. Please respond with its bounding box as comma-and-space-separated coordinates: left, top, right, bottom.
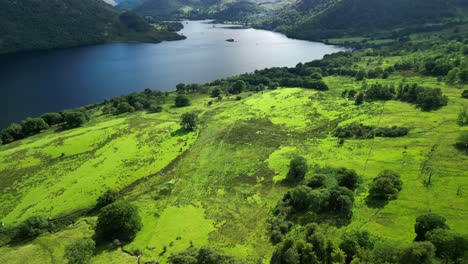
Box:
0, 20, 344, 128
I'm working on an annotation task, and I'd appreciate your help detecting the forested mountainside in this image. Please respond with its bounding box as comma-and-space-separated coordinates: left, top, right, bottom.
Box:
257, 0, 468, 41
0, 0, 184, 54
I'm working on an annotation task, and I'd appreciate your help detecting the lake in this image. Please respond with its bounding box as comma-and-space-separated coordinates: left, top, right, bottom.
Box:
0, 20, 345, 128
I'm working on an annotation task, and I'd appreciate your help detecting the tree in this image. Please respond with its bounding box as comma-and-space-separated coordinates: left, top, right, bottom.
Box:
286, 156, 308, 182
462, 90, 468, 99
328, 187, 354, 218
115, 102, 135, 115
231, 80, 246, 94
21, 117, 49, 136
458, 105, 468, 126
415, 88, 448, 111
459, 68, 468, 83
175, 95, 191, 107
426, 228, 468, 263
210, 88, 221, 98
40, 112, 63, 126
336, 168, 359, 190
64, 238, 95, 264
180, 113, 197, 131
355, 93, 364, 105
399, 242, 435, 264
96, 189, 121, 209
414, 213, 449, 241
17, 215, 51, 240
455, 131, 468, 153
367, 170, 403, 201
95, 201, 142, 242
3, 123, 23, 141
63, 111, 88, 128
307, 175, 326, 189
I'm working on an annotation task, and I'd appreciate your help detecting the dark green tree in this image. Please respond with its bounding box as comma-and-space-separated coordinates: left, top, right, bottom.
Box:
63, 111, 88, 128
21, 118, 49, 136
367, 170, 403, 201
426, 228, 468, 263
210, 88, 221, 98
95, 201, 142, 242
455, 131, 468, 153
180, 113, 198, 131
64, 238, 95, 264
176, 83, 186, 94
17, 216, 51, 240
115, 102, 135, 115
286, 156, 308, 182
231, 80, 247, 94
40, 113, 63, 126
414, 213, 449, 241
175, 95, 191, 107
336, 168, 359, 190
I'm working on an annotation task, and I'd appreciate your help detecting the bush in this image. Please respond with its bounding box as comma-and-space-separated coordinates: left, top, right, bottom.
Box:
458, 105, 468, 126
416, 88, 448, 111
334, 123, 374, 139
96, 189, 121, 209
336, 168, 359, 190
307, 175, 326, 188
175, 95, 191, 107
64, 238, 95, 264
374, 126, 409, 137
286, 156, 308, 182
210, 88, 221, 98
180, 113, 198, 131
414, 213, 449, 241
95, 201, 142, 242
367, 170, 403, 201
425, 229, 468, 263
149, 104, 163, 113
40, 112, 63, 126
455, 131, 468, 153
63, 111, 88, 128
17, 216, 51, 240
462, 90, 468, 99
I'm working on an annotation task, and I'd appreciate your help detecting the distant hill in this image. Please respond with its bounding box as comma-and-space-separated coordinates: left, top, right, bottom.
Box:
0, 0, 184, 54
257, 0, 468, 40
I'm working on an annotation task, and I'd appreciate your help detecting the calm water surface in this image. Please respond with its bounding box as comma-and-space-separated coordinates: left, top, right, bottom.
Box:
0, 20, 345, 127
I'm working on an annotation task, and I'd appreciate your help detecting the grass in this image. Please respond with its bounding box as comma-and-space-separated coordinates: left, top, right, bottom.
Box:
0, 61, 467, 263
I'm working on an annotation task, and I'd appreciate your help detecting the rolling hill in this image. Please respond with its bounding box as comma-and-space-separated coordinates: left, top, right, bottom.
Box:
0, 0, 184, 54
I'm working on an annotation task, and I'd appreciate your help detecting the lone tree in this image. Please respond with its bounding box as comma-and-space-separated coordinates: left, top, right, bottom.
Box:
415, 213, 449, 241
175, 95, 191, 107
180, 113, 198, 131
95, 201, 142, 242
367, 170, 403, 201
64, 238, 95, 264
96, 189, 121, 209
286, 156, 308, 182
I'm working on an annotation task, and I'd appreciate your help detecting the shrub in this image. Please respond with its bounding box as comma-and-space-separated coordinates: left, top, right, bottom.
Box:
367, 170, 403, 201
180, 113, 198, 131
455, 131, 468, 153
149, 104, 163, 113
95, 201, 142, 242
210, 88, 221, 98
462, 90, 468, 99
414, 213, 449, 241
175, 95, 191, 107
64, 238, 95, 264
21, 117, 49, 136
96, 189, 121, 209
374, 126, 409, 137
286, 156, 308, 182
307, 175, 326, 189
17, 216, 51, 240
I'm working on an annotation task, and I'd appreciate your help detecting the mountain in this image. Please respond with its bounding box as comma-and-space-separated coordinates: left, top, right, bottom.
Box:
0, 0, 184, 54
257, 0, 468, 40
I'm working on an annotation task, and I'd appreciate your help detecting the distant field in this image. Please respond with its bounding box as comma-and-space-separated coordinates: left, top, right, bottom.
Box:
0, 66, 467, 262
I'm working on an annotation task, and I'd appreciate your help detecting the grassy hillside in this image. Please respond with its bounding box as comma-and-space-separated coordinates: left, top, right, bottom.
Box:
0, 0, 184, 54
0, 33, 467, 263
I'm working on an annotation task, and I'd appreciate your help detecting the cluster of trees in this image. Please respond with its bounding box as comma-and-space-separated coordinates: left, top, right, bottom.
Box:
0, 110, 89, 145
355, 83, 448, 111
168, 246, 244, 264
271, 213, 468, 264
334, 123, 409, 139
367, 170, 403, 202
102, 89, 166, 115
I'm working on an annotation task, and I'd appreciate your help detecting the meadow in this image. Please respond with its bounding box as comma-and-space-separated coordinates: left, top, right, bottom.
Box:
0, 52, 467, 263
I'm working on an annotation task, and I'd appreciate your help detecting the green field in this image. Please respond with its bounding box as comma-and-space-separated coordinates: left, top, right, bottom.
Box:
1, 52, 468, 263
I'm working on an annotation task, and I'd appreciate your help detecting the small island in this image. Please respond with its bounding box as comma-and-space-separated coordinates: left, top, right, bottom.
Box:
226, 38, 235, 42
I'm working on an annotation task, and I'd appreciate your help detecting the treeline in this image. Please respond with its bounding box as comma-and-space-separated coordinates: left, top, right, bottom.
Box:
334, 123, 409, 140
352, 83, 448, 111
0, 111, 89, 145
